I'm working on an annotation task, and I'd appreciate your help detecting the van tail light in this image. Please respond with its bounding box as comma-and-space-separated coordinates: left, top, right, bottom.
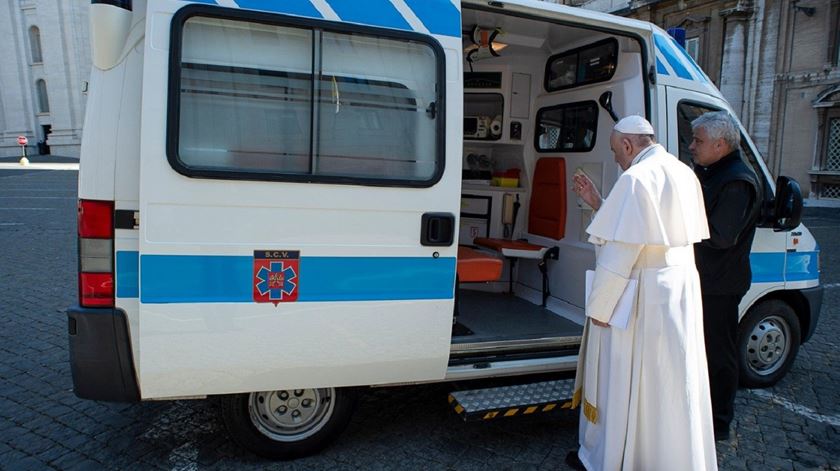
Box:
78, 200, 114, 307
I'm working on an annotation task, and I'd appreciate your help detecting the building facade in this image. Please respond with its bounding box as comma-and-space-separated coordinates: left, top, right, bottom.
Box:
0, 0, 91, 158
572, 0, 840, 198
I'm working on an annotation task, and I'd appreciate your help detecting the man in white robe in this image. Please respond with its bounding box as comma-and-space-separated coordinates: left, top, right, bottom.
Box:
568, 116, 717, 471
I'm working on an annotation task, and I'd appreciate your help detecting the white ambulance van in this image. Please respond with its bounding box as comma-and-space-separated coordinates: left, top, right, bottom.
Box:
70, 0, 822, 459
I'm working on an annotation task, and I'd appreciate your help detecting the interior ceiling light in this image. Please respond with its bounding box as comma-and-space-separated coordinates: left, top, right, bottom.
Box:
464, 25, 507, 67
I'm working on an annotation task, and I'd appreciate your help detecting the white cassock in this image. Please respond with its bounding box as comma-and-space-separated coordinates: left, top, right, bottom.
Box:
573, 144, 718, 471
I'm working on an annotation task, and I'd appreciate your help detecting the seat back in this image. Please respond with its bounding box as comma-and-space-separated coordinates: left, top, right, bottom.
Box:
528, 157, 566, 240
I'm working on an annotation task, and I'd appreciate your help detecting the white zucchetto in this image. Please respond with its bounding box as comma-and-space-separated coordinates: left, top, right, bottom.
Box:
613, 115, 655, 135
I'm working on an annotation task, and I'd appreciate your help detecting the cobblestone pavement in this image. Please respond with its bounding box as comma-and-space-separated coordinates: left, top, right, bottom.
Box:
0, 168, 838, 470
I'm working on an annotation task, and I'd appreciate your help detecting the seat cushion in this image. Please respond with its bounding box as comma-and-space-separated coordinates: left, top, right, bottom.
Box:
528, 157, 566, 241
473, 237, 548, 259
457, 246, 503, 282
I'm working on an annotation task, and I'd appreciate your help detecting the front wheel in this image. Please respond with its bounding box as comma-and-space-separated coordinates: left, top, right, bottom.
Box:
220, 387, 357, 459
737, 300, 801, 388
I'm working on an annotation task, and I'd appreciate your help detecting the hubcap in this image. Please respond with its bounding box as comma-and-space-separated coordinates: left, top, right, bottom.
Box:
249, 388, 335, 441
746, 315, 791, 376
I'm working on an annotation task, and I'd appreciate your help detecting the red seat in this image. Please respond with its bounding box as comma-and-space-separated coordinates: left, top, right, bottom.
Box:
457, 246, 503, 282
473, 157, 566, 305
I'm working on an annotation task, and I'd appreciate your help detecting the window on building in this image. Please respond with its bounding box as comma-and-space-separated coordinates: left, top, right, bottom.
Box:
685, 37, 700, 62
170, 14, 443, 186
29, 26, 42, 63
36, 79, 49, 113
825, 117, 840, 171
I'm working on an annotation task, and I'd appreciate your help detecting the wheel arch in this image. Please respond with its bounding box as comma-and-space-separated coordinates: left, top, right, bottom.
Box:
746, 289, 810, 345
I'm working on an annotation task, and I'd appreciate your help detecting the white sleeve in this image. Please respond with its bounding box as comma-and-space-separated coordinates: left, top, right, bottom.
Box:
586, 240, 643, 324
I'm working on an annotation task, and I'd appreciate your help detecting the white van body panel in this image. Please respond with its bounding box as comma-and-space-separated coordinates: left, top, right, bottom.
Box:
74, 0, 820, 400
134, 0, 464, 398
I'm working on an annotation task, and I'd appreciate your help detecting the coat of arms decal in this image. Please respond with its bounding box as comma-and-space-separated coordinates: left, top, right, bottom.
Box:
253, 250, 299, 305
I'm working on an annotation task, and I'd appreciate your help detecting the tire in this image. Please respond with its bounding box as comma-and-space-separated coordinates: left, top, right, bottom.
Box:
737, 300, 801, 388
220, 387, 357, 460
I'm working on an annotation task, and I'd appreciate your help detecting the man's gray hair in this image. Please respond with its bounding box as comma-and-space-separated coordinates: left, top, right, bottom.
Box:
691, 111, 741, 150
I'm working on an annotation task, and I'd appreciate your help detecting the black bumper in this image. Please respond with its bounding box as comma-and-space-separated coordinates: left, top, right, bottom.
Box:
67, 306, 140, 402
801, 285, 824, 344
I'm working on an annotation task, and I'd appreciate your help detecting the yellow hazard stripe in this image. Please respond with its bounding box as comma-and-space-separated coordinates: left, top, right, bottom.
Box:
504, 408, 519, 417
524, 406, 538, 415
455, 404, 464, 414
483, 411, 499, 420
448, 395, 455, 404
542, 403, 557, 412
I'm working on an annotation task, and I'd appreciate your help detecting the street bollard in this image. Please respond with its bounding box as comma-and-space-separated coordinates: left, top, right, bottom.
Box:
17, 135, 29, 166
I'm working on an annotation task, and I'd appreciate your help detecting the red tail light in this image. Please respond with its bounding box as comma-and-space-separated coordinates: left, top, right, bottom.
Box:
78, 199, 114, 307
78, 199, 114, 238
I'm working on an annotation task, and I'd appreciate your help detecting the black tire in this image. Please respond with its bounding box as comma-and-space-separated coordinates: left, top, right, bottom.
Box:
220, 387, 357, 460
737, 299, 801, 388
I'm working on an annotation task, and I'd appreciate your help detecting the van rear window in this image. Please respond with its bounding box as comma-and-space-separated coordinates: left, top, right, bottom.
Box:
168, 12, 444, 186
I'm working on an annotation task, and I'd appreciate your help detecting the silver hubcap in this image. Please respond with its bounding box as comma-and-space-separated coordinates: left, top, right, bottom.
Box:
249, 388, 334, 442
746, 315, 791, 375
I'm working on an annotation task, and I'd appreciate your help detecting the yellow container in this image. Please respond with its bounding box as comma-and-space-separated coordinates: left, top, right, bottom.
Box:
492, 177, 519, 187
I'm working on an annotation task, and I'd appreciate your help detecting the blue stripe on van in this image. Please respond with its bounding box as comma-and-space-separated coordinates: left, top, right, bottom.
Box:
234, 0, 323, 19
749, 252, 786, 283
653, 34, 692, 80
749, 251, 820, 283
327, 0, 411, 31
403, 0, 461, 37
116, 251, 139, 298
785, 251, 819, 282
674, 42, 709, 83
134, 253, 456, 303
656, 57, 668, 75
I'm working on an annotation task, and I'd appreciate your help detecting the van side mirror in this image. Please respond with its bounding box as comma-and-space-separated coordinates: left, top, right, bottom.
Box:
773, 176, 803, 232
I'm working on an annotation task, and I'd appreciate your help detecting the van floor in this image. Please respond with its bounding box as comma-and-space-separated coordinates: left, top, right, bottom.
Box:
452, 289, 582, 344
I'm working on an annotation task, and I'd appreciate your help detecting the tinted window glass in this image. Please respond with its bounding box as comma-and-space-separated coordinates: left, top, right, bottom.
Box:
535, 101, 598, 152
173, 16, 442, 184
545, 39, 618, 91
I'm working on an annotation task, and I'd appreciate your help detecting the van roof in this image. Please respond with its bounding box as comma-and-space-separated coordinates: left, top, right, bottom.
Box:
169, 0, 724, 98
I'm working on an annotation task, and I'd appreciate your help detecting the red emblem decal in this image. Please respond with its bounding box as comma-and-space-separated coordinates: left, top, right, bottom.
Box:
253, 250, 299, 305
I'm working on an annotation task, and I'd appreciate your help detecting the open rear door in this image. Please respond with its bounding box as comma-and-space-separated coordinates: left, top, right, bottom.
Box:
136, 0, 463, 398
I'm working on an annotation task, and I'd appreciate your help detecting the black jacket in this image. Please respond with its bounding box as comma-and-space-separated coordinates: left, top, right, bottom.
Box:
693, 150, 761, 297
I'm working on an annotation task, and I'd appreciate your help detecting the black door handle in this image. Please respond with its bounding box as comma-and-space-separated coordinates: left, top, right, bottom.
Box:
421, 212, 455, 246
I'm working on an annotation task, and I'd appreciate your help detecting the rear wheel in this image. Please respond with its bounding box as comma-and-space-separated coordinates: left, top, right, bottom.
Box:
220, 387, 357, 459
737, 300, 801, 388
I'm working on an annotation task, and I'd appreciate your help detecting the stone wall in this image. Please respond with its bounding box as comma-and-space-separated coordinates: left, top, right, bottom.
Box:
0, 0, 90, 158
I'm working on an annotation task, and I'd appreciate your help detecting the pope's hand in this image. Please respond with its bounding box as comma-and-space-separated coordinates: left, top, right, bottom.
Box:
591, 318, 609, 328
572, 173, 602, 210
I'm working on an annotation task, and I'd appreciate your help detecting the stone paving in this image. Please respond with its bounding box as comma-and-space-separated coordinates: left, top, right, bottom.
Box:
0, 168, 838, 470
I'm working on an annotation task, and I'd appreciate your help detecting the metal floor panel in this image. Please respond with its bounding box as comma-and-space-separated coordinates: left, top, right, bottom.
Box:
453, 289, 582, 344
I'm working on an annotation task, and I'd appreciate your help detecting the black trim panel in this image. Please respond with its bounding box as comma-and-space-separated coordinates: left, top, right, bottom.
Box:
800, 285, 823, 344
114, 209, 137, 229
166, 4, 447, 189
91, 0, 132, 11
67, 306, 140, 402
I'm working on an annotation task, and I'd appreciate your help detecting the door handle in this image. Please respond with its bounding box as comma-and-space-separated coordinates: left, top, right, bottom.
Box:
421, 212, 455, 246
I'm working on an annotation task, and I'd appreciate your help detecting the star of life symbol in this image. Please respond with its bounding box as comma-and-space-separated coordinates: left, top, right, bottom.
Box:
253, 250, 299, 305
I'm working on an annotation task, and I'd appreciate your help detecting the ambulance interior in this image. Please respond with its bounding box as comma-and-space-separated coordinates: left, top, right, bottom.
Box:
452, 7, 647, 360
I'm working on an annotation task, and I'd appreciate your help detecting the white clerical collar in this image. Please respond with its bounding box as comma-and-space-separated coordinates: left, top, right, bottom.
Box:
631, 143, 660, 167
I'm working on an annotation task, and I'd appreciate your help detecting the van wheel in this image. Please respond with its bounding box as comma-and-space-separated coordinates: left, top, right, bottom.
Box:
737, 300, 801, 388
220, 387, 356, 459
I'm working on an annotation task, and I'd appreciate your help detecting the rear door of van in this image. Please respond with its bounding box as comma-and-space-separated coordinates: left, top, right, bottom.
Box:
135, 0, 463, 398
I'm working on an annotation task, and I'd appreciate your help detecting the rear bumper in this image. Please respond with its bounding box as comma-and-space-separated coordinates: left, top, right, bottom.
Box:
67, 306, 140, 402
801, 285, 824, 343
